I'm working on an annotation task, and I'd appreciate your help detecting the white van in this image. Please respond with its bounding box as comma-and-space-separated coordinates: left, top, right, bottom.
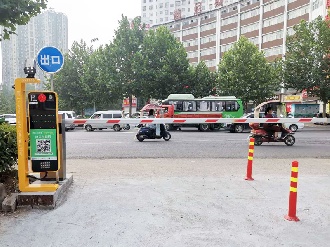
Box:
58, 111, 76, 131
84, 110, 124, 131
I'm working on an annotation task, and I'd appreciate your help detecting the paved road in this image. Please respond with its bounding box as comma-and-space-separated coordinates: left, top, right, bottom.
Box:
1, 126, 330, 246
1, 158, 330, 247
66, 126, 330, 159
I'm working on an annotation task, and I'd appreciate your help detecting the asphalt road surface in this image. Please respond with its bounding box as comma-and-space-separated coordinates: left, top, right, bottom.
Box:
65, 125, 330, 159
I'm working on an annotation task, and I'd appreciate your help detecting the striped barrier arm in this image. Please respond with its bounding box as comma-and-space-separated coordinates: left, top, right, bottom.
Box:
65, 118, 329, 125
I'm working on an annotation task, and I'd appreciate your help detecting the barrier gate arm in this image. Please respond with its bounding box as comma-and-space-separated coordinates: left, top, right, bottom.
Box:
65, 118, 329, 125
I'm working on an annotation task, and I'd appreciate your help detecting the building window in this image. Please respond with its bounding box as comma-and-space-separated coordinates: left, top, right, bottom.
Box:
262, 30, 283, 43
287, 5, 309, 20
222, 15, 238, 26
200, 47, 216, 56
220, 42, 234, 53
200, 34, 216, 44
183, 39, 198, 47
220, 28, 237, 39
241, 8, 260, 20
182, 27, 198, 36
263, 46, 282, 57
187, 51, 198, 58
287, 27, 295, 36
263, 15, 284, 28
248, 36, 259, 45
264, 0, 284, 12
240, 21, 259, 35
200, 22, 216, 32
312, 0, 322, 10
203, 59, 216, 67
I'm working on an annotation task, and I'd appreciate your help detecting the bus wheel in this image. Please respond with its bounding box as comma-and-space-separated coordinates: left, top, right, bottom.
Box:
199, 124, 209, 132
234, 124, 243, 133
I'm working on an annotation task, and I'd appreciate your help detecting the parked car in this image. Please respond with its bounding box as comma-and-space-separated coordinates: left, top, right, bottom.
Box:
313, 112, 330, 125
0, 115, 7, 124
84, 110, 125, 131
1, 114, 16, 125
58, 111, 76, 131
227, 112, 304, 133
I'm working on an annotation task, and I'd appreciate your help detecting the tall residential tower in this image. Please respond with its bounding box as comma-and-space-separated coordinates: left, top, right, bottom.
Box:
1, 9, 68, 88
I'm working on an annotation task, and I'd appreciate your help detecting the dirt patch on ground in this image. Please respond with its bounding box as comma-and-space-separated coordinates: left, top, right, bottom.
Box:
0, 170, 18, 195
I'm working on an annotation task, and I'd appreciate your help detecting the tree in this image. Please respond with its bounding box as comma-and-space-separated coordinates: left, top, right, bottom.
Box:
188, 61, 218, 98
0, 85, 16, 114
133, 25, 190, 100
83, 46, 122, 111
284, 16, 330, 116
52, 40, 93, 115
0, 0, 47, 41
217, 36, 281, 107
103, 15, 145, 115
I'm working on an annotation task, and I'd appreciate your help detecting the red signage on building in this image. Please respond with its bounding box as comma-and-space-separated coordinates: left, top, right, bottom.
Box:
174, 9, 182, 20
122, 97, 137, 107
194, 2, 202, 15
215, 0, 223, 8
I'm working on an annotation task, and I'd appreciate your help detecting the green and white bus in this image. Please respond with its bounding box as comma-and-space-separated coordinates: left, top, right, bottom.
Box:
161, 94, 244, 131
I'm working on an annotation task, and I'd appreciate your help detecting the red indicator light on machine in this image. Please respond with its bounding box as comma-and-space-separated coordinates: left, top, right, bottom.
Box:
38, 93, 47, 103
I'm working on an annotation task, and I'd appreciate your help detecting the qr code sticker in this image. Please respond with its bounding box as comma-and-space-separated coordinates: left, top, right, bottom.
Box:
36, 139, 51, 153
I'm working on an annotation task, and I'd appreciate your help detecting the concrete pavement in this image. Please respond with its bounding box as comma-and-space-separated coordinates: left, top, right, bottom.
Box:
0, 158, 330, 247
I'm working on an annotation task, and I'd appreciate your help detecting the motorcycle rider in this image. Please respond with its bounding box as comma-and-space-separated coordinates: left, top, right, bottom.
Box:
147, 109, 166, 138
263, 106, 289, 140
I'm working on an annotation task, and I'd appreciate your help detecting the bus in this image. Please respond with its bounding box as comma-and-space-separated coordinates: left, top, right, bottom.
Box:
160, 94, 244, 131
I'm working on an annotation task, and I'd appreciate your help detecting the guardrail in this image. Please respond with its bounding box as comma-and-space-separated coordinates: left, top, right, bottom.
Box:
64, 118, 329, 125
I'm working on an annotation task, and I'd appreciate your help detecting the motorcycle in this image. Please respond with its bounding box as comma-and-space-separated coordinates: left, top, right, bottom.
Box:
136, 124, 171, 142
249, 123, 295, 146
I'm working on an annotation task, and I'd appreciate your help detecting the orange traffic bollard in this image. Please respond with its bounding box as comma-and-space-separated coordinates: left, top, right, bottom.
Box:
245, 137, 255, 181
285, 161, 300, 221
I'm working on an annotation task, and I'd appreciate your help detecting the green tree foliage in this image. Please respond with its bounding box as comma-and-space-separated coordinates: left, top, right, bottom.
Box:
284, 16, 330, 116
102, 15, 145, 115
188, 61, 217, 98
53, 40, 93, 115
0, 0, 47, 40
0, 85, 16, 114
217, 36, 280, 106
0, 124, 17, 172
133, 25, 190, 100
83, 46, 122, 111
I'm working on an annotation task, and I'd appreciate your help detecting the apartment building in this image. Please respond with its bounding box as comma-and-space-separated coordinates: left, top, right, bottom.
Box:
141, 0, 216, 26
1, 9, 68, 89
148, 0, 327, 71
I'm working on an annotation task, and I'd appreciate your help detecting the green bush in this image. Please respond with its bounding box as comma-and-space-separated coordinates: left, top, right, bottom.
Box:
0, 123, 17, 172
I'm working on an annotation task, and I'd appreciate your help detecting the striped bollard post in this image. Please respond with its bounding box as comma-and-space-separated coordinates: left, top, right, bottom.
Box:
285, 161, 300, 221
245, 137, 255, 181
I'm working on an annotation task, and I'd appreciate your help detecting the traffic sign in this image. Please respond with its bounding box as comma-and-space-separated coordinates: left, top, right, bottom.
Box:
36, 46, 64, 73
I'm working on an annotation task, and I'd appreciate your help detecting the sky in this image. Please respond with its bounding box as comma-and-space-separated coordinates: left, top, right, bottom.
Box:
47, 0, 141, 47
0, 1, 141, 82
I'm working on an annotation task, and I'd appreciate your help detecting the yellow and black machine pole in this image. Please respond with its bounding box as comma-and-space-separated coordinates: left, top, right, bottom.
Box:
14, 67, 61, 192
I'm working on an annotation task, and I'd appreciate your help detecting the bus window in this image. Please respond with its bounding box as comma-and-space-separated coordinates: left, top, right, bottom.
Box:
197, 101, 210, 111
211, 101, 224, 111
183, 101, 196, 112
225, 101, 240, 111
171, 101, 183, 111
